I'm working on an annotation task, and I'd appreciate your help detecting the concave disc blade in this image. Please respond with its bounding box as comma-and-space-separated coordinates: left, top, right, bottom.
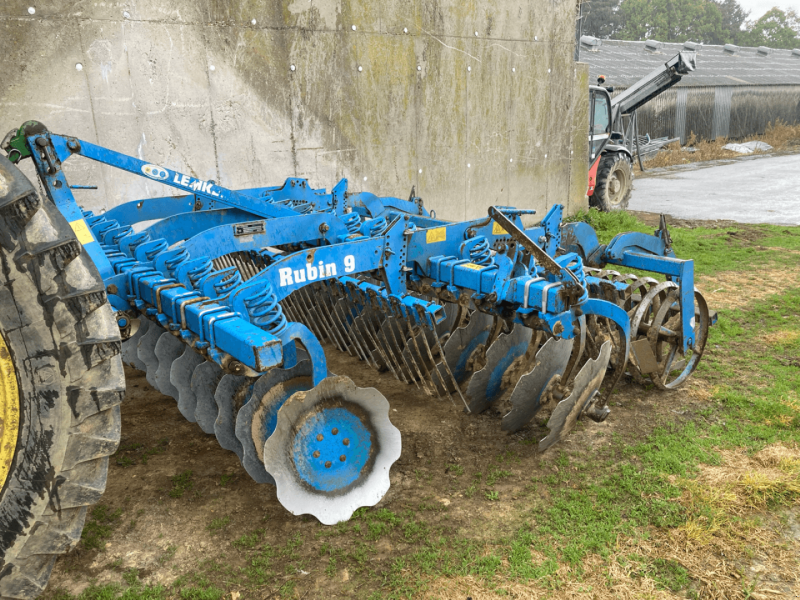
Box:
171, 346, 205, 422
153, 332, 183, 399
191, 360, 224, 434
540, 341, 612, 452
439, 311, 494, 384
501, 336, 574, 433
214, 374, 257, 458
263, 376, 401, 525
137, 323, 163, 391
466, 324, 532, 413
122, 315, 150, 370
234, 361, 314, 484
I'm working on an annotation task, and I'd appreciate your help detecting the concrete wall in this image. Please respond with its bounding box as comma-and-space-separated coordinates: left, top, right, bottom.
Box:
0, 0, 589, 220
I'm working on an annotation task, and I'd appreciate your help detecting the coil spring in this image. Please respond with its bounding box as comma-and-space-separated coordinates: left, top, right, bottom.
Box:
244, 283, 287, 335
188, 258, 214, 289
369, 216, 388, 237
292, 200, 314, 214
214, 268, 243, 297
126, 232, 151, 255
143, 239, 169, 261
164, 248, 190, 278
343, 213, 361, 235
469, 236, 493, 266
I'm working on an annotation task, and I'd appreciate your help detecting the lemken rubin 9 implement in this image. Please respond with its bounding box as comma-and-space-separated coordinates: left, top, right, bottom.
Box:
0, 121, 712, 597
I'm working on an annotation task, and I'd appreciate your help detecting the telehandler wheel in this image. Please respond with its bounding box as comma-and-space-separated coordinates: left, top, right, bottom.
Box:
592, 152, 633, 212
0, 155, 125, 598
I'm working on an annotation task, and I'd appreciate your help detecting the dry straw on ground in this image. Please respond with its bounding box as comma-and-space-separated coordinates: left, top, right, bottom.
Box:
636, 121, 800, 171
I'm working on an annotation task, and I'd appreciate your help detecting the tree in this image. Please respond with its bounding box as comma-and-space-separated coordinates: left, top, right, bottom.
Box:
740, 8, 800, 49
579, 0, 624, 39
617, 0, 725, 44
714, 0, 749, 43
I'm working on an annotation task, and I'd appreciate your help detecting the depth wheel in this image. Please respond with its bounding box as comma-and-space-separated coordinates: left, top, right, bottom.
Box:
263, 376, 401, 525
0, 155, 125, 597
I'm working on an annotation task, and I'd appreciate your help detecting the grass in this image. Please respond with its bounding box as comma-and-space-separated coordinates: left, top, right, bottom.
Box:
169, 471, 194, 499
81, 505, 123, 551
49, 210, 800, 600
637, 120, 800, 170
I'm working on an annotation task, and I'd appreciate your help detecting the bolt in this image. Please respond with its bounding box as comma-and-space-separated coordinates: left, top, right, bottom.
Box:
339, 455, 346, 462
35, 137, 48, 147
343, 438, 350, 446
332, 428, 338, 435
538, 236, 547, 244
316, 434, 324, 441
319, 223, 330, 234
325, 461, 332, 468
313, 450, 320, 458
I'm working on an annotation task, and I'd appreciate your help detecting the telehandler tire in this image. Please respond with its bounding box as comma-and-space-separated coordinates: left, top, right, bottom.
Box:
592, 152, 633, 212
0, 154, 125, 598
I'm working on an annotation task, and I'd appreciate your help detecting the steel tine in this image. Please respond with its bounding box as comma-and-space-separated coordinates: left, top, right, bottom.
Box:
343, 283, 379, 369
335, 296, 366, 361
294, 286, 326, 341
281, 295, 301, 325
424, 307, 468, 410
300, 285, 337, 348
365, 290, 405, 381
325, 283, 356, 356
383, 299, 419, 388
413, 305, 445, 400
397, 299, 433, 396
353, 287, 396, 375
305, 283, 347, 351
374, 298, 411, 385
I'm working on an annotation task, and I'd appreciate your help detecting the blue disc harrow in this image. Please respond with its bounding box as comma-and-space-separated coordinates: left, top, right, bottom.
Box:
1, 121, 715, 524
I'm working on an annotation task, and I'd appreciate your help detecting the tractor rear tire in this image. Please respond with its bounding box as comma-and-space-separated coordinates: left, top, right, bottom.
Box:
0, 155, 125, 598
592, 152, 633, 212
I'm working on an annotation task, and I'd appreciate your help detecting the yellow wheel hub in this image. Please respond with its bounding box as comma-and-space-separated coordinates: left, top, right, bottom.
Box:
0, 331, 20, 489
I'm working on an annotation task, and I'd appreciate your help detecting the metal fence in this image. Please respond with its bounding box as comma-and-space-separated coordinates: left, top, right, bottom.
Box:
613, 85, 800, 143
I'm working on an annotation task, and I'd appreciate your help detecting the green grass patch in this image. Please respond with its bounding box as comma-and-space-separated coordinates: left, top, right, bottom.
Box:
81, 505, 123, 551
169, 471, 194, 499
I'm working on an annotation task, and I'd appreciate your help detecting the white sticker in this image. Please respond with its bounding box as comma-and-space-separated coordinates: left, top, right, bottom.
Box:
141, 164, 169, 180
690, 316, 696, 328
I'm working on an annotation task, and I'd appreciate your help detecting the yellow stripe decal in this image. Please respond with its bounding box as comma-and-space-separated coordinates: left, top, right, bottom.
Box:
462, 262, 484, 270
426, 227, 446, 244
0, 332, 20, 489
69, 219, 95, 245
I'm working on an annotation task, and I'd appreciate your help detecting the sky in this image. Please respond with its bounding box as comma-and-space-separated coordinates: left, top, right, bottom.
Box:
737, 0, 800, 19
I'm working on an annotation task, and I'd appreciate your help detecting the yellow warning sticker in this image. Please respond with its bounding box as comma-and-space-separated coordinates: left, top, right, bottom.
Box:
426, 227, 446, 244
462, 262, 484, 270
69, 219, 95, 245
492, 222, 508, 235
